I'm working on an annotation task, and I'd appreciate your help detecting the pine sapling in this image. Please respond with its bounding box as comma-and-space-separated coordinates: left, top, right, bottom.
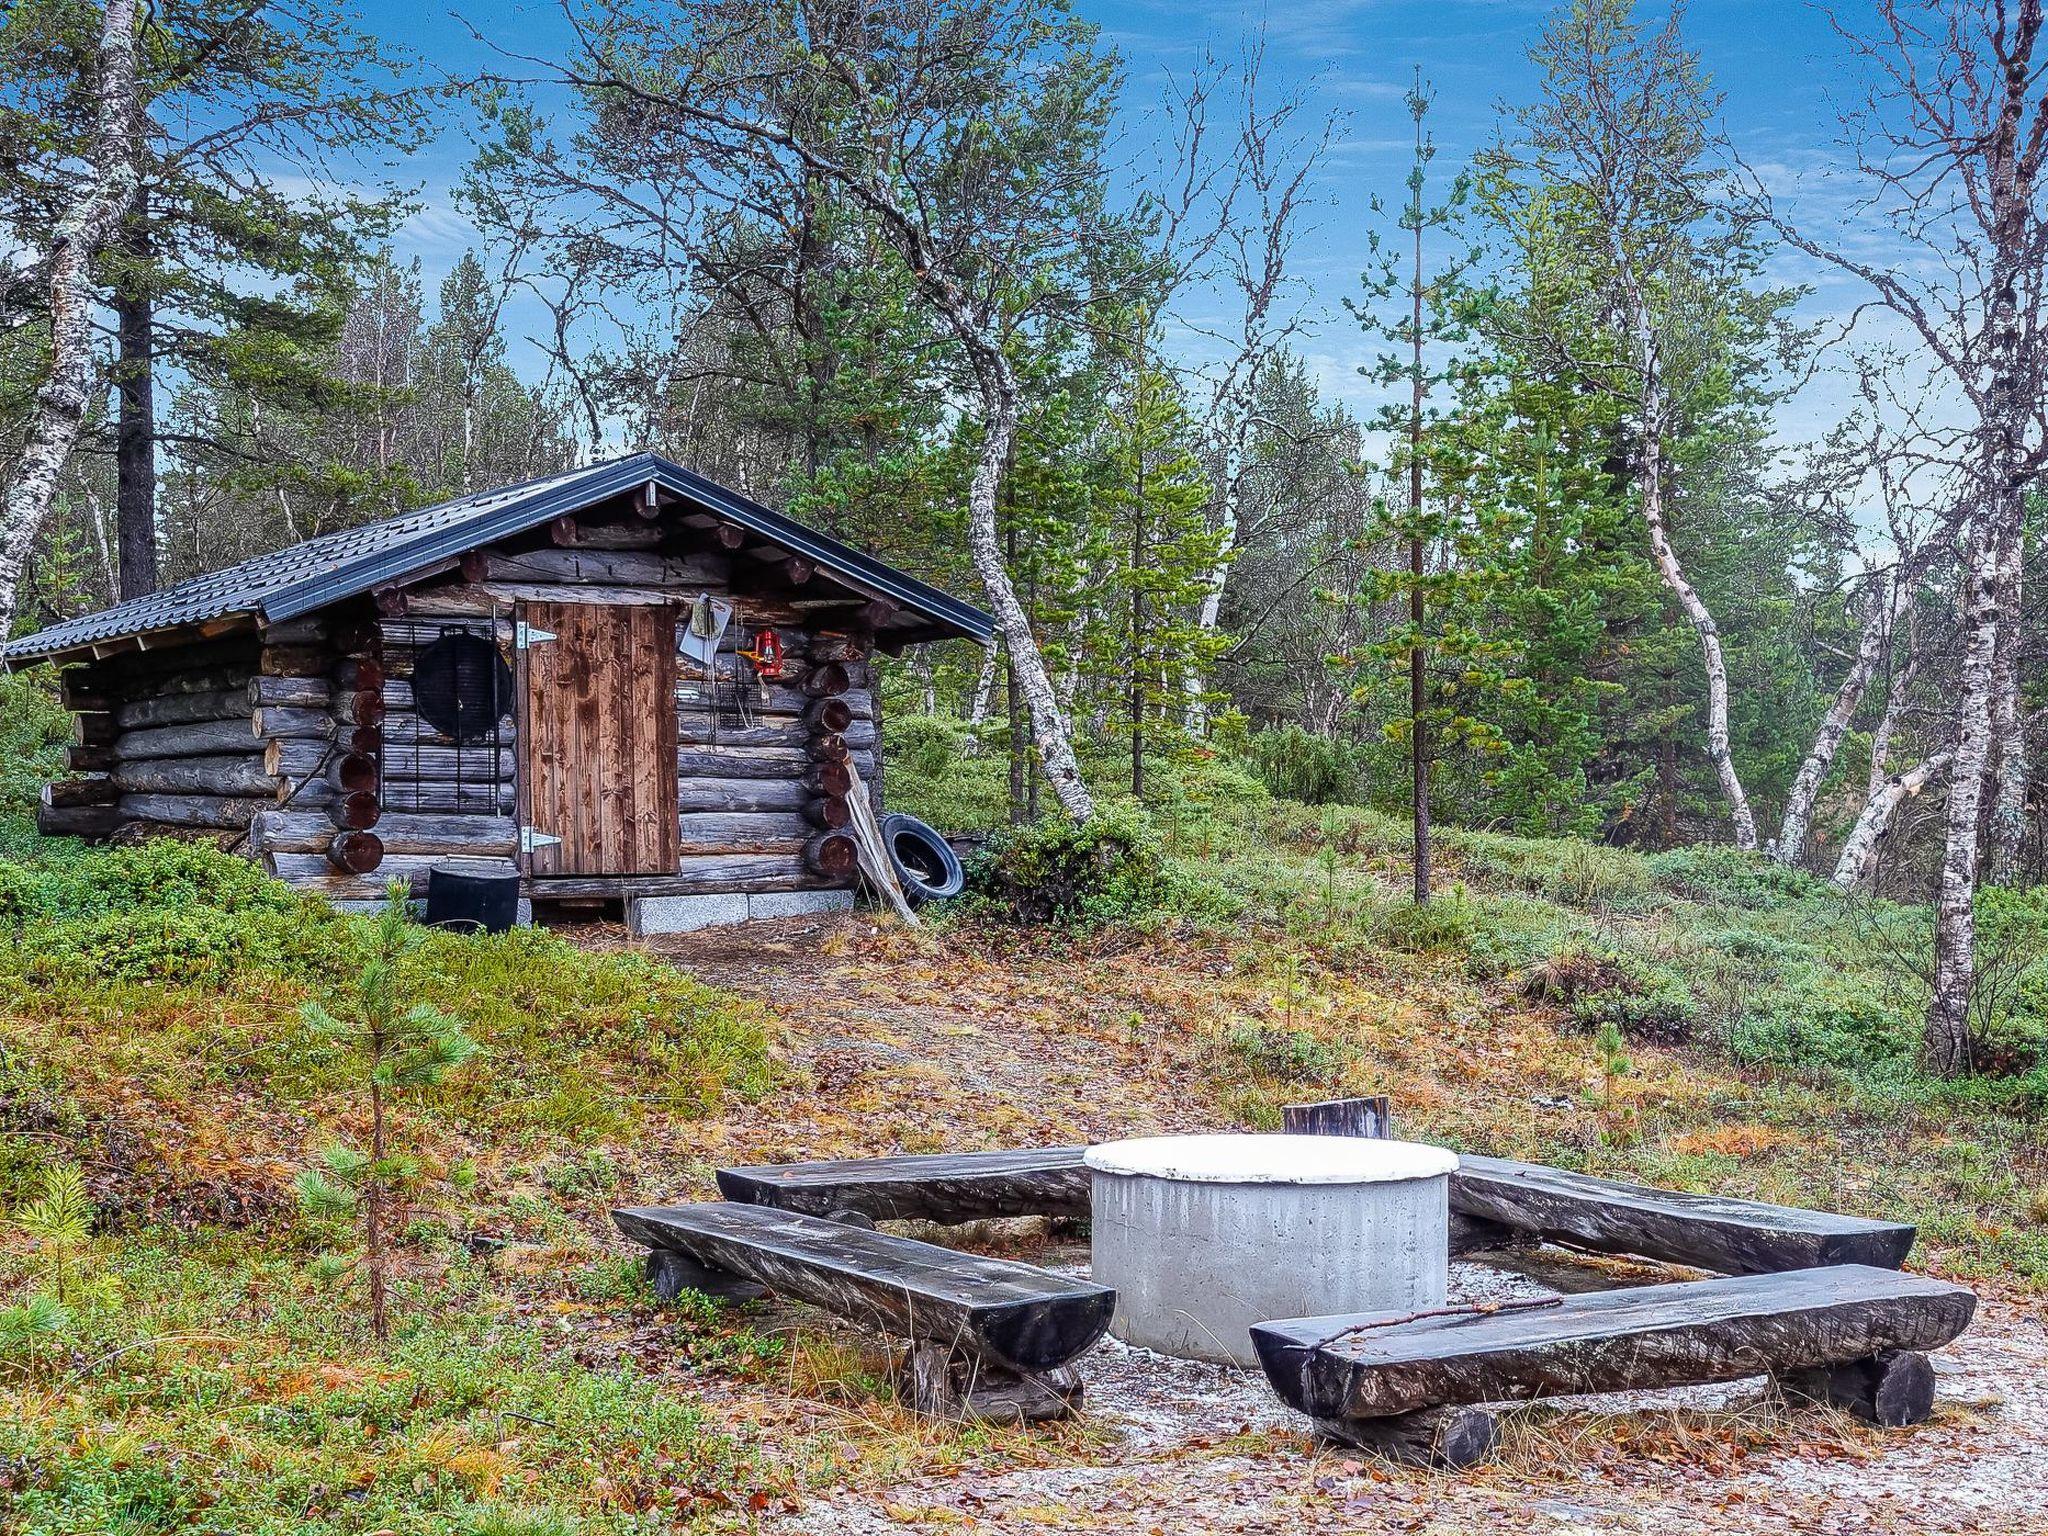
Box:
297, 882, 478, 1342
1593, 1019, 1632, 1110
1, 1163, 101, 1373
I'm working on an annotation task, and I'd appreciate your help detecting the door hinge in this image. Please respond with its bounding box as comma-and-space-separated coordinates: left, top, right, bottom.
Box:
520, 827, 563, 853
516, 622, 557, 650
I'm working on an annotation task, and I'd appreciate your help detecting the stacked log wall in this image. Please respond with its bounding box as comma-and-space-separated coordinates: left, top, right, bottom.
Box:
37, 508, 908, 907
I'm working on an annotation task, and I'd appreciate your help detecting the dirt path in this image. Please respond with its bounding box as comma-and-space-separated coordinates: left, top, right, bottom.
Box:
599, 916, 2048, 1536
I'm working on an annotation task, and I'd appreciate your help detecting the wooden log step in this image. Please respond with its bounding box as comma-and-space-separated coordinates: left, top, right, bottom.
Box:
1314, 1405, 1500, 1469
900, 1343, 1083, 1425
612, 1203, 1114, 1375
112, 754, 277, 797
1778, 1347, 1936, 1427
677, 812, 812, 853
1250, 1265, 1976, 1426
716, 1147, 1094, 1225
529, 855, 846, 899
116, 793, 265, 829
1450, 1156, 1918, 1274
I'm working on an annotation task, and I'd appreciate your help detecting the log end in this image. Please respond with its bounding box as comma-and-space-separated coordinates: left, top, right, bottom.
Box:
1317, 1406, 1500, 1468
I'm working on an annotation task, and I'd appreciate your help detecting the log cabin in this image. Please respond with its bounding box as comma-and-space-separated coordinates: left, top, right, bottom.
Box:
2, 452, 993, 932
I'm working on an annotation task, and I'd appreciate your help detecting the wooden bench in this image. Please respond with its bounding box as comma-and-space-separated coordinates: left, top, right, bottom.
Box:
614, 1202, 1114, 1422
1252, 1264, 1976, 1467
1452, 1155, 1916, 1274
715, 1146, 1092, 1225
717, 1144, 1915, 1276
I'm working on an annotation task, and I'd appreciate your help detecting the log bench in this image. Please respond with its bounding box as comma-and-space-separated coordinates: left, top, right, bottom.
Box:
1251, 1264, 1976, 1467
715, 1146, 1093, 1225
1451, 1155, 1916, 1274
716, 1145, 1914, 1275
613, 1202, 1114, 1423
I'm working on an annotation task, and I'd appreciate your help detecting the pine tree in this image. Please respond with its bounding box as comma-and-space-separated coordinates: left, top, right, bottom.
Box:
1099, 351, 1224, 798
296, 888, 478, 1344
1347, 74, 1489, 900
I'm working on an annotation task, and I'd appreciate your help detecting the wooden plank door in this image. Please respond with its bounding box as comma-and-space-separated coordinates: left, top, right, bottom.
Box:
520, 601, 680, 877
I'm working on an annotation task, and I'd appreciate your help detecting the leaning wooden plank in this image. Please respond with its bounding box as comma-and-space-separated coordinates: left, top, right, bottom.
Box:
1251, 1264, 1975, 1424
715, 1147, 1094, 1225
612, 1203, 1113, 1375
1451, 1155, 1917, 1274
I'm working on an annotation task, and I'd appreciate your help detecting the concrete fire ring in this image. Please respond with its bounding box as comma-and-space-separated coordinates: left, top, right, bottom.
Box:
1084, 1134, 1459, 1366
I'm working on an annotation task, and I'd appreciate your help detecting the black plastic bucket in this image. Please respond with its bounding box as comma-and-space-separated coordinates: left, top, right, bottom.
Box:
425, 860, 521, 934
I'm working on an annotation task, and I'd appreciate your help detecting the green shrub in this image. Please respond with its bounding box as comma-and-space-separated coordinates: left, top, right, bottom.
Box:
1239, 725, 1373, 805
1223, 1021, 1340, 1082
1524, 946, 1695, 1044
1647, 845, 1818, 909
1371, 891, 1479, 954
966, 805, 1172, 926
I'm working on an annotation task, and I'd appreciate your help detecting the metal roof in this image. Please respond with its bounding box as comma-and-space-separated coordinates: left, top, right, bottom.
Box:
3, 452, 994, 664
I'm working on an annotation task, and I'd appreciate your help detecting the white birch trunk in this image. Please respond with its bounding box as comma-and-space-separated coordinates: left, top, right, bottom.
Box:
1636, 368, 1759, 851
1924, 507, 2001, 1074
1987, 507, 2028, 883
956, 357, 1094, 819
1773, 583, 1894, 868
0, 0, 140, 639
1184, 449, 1241, 734
1831, 746, 1951, 890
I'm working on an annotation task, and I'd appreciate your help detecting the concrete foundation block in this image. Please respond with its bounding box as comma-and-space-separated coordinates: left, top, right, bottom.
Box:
628, 892, 750, 935
747, 890, 855, 920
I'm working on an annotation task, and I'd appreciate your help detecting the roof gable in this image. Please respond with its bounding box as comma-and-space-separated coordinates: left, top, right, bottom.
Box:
3, 453, 992, 664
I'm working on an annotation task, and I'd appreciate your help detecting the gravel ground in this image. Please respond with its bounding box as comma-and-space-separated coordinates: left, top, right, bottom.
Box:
771, 1282, 2045, 1535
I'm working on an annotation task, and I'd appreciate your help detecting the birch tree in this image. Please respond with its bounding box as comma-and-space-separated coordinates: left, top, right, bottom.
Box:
0, 0, 138, 640
497, 0, 1117, 818
1765, 0, 2048, 1071
1149, 42, 1330, 732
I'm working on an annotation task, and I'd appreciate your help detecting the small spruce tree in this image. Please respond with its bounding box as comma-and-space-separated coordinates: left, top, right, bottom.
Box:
297, 883, 478, 1342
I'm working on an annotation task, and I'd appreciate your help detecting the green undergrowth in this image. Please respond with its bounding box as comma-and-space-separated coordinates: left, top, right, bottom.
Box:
893, 725, 2048, 1110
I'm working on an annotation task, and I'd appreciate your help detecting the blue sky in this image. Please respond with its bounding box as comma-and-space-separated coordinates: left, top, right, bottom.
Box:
354, 1, 1880, 443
